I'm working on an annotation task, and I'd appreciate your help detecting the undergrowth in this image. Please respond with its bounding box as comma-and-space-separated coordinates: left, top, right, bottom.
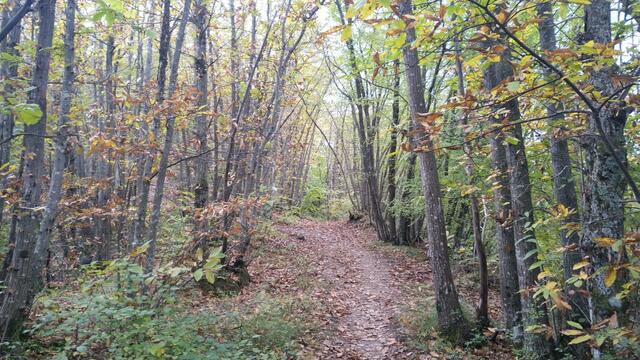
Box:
8, 243, 315, 359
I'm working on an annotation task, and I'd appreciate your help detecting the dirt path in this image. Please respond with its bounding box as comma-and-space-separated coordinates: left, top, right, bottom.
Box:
277, 220, 415, 359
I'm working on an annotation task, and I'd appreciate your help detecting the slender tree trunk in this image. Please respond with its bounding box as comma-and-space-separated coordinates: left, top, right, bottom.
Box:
94, 35, 115, 261
537, 4, 587, 346
483, 32, 550, 356
453, 35, 488, 327
34, 0, 76, 278
0, 0, 56, 341
336, 0, 391, 243
0, 4, 23, 241
398, 154, 416, 245
386, 62, 400, 245
193, 0, 209, 208
146, 0, 191, 271
222, 0, 239, 202
537, 1, 582, 287
398, 0, 468, 343
132, 0, 158, 248
0, 0, 32, 45
141, 0, 171, 270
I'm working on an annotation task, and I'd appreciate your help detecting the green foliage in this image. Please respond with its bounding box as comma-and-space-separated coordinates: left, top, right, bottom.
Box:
389, 172, 424, 219
92, 0, 129, 26
20, 258, 309, 359
300, 185, 326, 217
192, 246, 224, 284
13, 103, 43, 125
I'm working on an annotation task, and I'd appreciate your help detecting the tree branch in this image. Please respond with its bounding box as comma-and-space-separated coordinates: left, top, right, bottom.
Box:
0, 0, 33, 44
468, 0, 640, 204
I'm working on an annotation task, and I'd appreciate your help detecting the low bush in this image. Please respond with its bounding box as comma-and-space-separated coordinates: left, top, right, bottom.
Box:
16, 258, 309, 359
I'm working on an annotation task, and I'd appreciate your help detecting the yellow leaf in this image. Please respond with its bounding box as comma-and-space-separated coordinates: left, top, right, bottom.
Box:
568, 334, 592, 345
595, 237, 615, 247
604, 267, 617, 288
573, 260, 589, 270
318, 25, 345, 39
561, 329, 585, 336
496, 10, 509, 23
488, 54, 501, 63
131, 241, 150, 257
462, 186, 478, 196
537, 271, 552, 280
341, 25, 353, 42
359, 3, 373, 19
205, 269, 215, 284
544, 281, 559, 291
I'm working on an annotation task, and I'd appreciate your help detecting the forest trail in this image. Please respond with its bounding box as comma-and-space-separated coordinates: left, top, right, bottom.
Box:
276, 220, 419, 359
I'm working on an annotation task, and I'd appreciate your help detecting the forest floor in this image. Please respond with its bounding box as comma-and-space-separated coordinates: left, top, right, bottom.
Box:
210, 218, 515, 359
277, 220, 410, 359
20, 217, 516, 359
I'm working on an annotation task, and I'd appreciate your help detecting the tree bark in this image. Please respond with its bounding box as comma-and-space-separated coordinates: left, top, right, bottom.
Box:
386, 62, 400, 245
0, 0, 56, 341
336, 0, 391, 243
537, 1, 582, 287
132, 0, 159, 248
453, 35, 488, 327
193, 0, 209, 208
483, 33, 550, 356
34, 0, 76, 277
0, 0, 33, 45
582, 0, 629, 324
398, 0, 469, 343
0, 3, 24, 238
398, 154, 416, 245
146, 0, 191, 271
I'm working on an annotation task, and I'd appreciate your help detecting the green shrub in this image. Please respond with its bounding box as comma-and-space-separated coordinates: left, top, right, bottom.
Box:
300, 186, 326, 217
20, 260, 291, 359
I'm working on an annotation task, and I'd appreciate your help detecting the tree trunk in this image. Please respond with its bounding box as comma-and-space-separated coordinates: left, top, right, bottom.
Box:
398, 0, 469, 343
453, 35, 488, 327
386, 62, 400, 245
398, 154, 416, 245
131, 0, 158, 248
94, 35, 115, 261
336, 0, 391, 243
582, 0, 629, 324
222, 0, 240, 202
193, 0, 210, 242
0, 0, 33, 45
483, 35, 550, 356
0, 4, 23, 239
537, 1, 582, 288
146, 0, 191, 271
537, 5, 587, 348
34, 0, 76, 279
0, 0, 56, 341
